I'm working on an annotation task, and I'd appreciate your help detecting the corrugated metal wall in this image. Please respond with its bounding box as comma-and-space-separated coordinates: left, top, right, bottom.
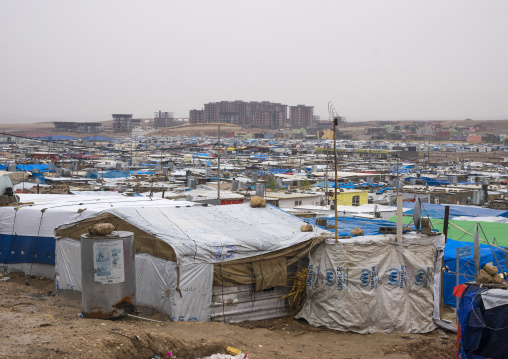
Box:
210, 284, 287, 323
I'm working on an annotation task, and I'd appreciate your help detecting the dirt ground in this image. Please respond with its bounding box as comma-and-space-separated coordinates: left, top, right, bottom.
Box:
0, 273, 456, 359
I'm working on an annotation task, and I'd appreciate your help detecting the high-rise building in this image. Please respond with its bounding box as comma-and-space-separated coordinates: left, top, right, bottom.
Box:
189, 101, 288, 128
189, 109, 205, 124
289, 105, 314, 128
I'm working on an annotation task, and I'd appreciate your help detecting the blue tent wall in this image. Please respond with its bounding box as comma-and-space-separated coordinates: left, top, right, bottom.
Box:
443, 239, 507, 307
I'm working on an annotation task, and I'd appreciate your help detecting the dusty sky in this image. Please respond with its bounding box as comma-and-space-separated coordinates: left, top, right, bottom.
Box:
0, 0, 507, 124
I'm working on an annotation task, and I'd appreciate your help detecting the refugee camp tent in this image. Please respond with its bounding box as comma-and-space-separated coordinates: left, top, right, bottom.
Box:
390, 216, 508, 247
0, 194, 196, 278
0, 174, 13, 196
389, 215, 508, 309
443, 239, 507, 308
457, 285, 508, 358
54, 204, 329, 322
402, 203, 508, 219
296, 233, 445, 333
305, 217, 401, 236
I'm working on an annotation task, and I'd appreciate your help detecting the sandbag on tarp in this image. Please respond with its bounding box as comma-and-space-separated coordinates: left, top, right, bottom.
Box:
296, 233, 445, 333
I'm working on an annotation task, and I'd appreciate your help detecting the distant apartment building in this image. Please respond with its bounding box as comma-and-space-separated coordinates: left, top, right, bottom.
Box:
112, 114, 141, 132
189, 109, 205, 124
53, 122, 102, 133
289, 105, 314, 128
154, 111, 174, 128
189, 101, 289, 129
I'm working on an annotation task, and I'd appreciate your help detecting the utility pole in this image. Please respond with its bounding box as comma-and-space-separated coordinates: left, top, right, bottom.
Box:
325, 143, 329, 206
217, 124, 221, 201
396, 142, 402, 243
333, 117, 338, 244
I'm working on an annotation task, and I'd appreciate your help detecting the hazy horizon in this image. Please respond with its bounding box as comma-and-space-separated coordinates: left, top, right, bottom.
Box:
1, 1, 507, 124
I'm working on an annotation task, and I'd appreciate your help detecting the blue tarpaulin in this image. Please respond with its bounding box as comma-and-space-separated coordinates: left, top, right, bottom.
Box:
0, 164, 6, 170
81, 136, 116, 141
16, 164, 51, 172
404, 176, 451, 186
304, 217, 400, 236
443, 239, 507, 308
403, 203, 508, 219
129, 170, 155, 175
85, 171, 130, 179
376, 187, 395, 194
457, 285, 508, 358
32, 172, 45, 184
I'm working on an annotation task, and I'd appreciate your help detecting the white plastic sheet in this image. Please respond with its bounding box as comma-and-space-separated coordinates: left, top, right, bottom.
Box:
296, 233, 445, 333
55, 238, 213, 321
57, 203, 326, 265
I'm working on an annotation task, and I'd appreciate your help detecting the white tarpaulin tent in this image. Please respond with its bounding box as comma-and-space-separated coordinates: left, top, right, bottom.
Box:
54, 203, 328, 322
0, 194, 196, 277
296, 233, 445, 333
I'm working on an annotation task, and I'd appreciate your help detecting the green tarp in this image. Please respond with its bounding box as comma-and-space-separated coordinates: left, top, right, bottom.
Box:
389, 215, 508, 247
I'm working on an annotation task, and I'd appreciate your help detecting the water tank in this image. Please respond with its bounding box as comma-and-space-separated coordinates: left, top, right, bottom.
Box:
255, 183, 265, 198
80, 231, 136, 319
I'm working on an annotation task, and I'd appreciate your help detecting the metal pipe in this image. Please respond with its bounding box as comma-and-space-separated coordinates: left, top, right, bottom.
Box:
333, 117, 338, 244
217, 124, 221, 200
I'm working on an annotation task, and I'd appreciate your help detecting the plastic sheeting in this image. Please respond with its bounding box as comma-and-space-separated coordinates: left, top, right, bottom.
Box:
443, 239, 507, 308
16, 164, 51, 172
403, 203, 508, 218
305, 217, 399, 236
57, 203, 327, 266
55, 238, 213, 321
296, 233, 445, 333
0, 174, 13, 195
85, 171, 130, 179
0, 195, 196, 277
457, 285, 508, 359
451, 216, 508, 224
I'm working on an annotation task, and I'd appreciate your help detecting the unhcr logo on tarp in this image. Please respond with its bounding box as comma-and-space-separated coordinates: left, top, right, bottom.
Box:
360, 266, 379, 288
324, 267, 349, 291
387, 266, 407, 288
211, 241, 237, 261
414, 267, 433, 288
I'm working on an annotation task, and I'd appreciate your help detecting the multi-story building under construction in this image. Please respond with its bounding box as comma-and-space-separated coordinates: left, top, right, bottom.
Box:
190, 101, 294, 129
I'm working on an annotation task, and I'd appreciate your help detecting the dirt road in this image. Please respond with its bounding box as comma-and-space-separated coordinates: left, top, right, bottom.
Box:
0, 273, 455, 359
